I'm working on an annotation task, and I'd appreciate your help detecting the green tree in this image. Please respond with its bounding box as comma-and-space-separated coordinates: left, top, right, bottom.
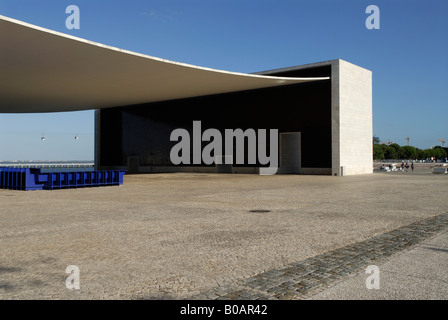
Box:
373, 144, 385, 160
372, 141, 447, 161
389, 143, 400, 153
398, 146, 418, 160
434, 148, 447, 159
384, 145, 398, 159
421, 149, 433, 160
415, 148, 422, 159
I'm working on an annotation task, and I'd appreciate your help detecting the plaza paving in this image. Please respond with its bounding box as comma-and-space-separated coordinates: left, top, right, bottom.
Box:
0, 171, 447, 299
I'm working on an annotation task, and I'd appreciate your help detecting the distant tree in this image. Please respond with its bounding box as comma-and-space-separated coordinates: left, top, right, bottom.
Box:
415, 148, 422, 159
398, 146, 417, 160
373, 144, 385, 160
442, 148, 448, 158
384, 145, 398, 159
434, 148, 447, 159
373, 136, 380, 145
389, 143, 400, 153
416, 149, 422, 159
372, 141, 447, 161
417, 148, 447, 160
420, 149, 432, 159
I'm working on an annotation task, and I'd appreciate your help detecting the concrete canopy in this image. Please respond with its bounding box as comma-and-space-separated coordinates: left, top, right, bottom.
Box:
0, 15, 328, 113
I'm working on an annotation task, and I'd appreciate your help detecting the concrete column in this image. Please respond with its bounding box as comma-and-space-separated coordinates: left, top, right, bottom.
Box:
331, 60, 373, 176
331, 61, 341, 176
94, 109, 101, 170
338, 60, 373, 175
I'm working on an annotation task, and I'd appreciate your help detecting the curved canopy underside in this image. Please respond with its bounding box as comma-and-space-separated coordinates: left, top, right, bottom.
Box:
0, 15, 328, 113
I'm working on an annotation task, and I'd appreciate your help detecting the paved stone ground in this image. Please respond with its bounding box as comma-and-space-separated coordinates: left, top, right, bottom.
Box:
193, 213, 448, 300
309, 230, 448, 300
0, 171, 447, 299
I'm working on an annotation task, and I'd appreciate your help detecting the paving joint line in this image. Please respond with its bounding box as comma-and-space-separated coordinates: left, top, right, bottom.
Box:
191, 212, 448, 300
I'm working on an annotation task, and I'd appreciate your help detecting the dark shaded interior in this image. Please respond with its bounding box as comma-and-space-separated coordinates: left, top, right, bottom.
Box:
100, 65, 332, 169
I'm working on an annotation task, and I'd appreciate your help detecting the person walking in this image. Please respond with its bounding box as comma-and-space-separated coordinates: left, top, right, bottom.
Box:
411, 162, 414, 172
405, 162, 409, 172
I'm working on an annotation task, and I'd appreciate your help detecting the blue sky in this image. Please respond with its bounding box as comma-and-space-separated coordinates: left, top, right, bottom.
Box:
0, 0, 447, 160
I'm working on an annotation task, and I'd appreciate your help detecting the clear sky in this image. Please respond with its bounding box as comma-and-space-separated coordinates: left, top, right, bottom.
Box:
0, 0, 447, 160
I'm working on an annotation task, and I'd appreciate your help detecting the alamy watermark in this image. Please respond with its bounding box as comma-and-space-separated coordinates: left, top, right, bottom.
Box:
66, 265, 80, 290
170, 121, 278, 175
66, 5, 80, 30
365, 5, 380, 30
63, 5, 379, 31
366, 265, 380, 289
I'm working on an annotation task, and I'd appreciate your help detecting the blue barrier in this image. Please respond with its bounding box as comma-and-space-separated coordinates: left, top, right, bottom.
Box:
0, 167, 125, 191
